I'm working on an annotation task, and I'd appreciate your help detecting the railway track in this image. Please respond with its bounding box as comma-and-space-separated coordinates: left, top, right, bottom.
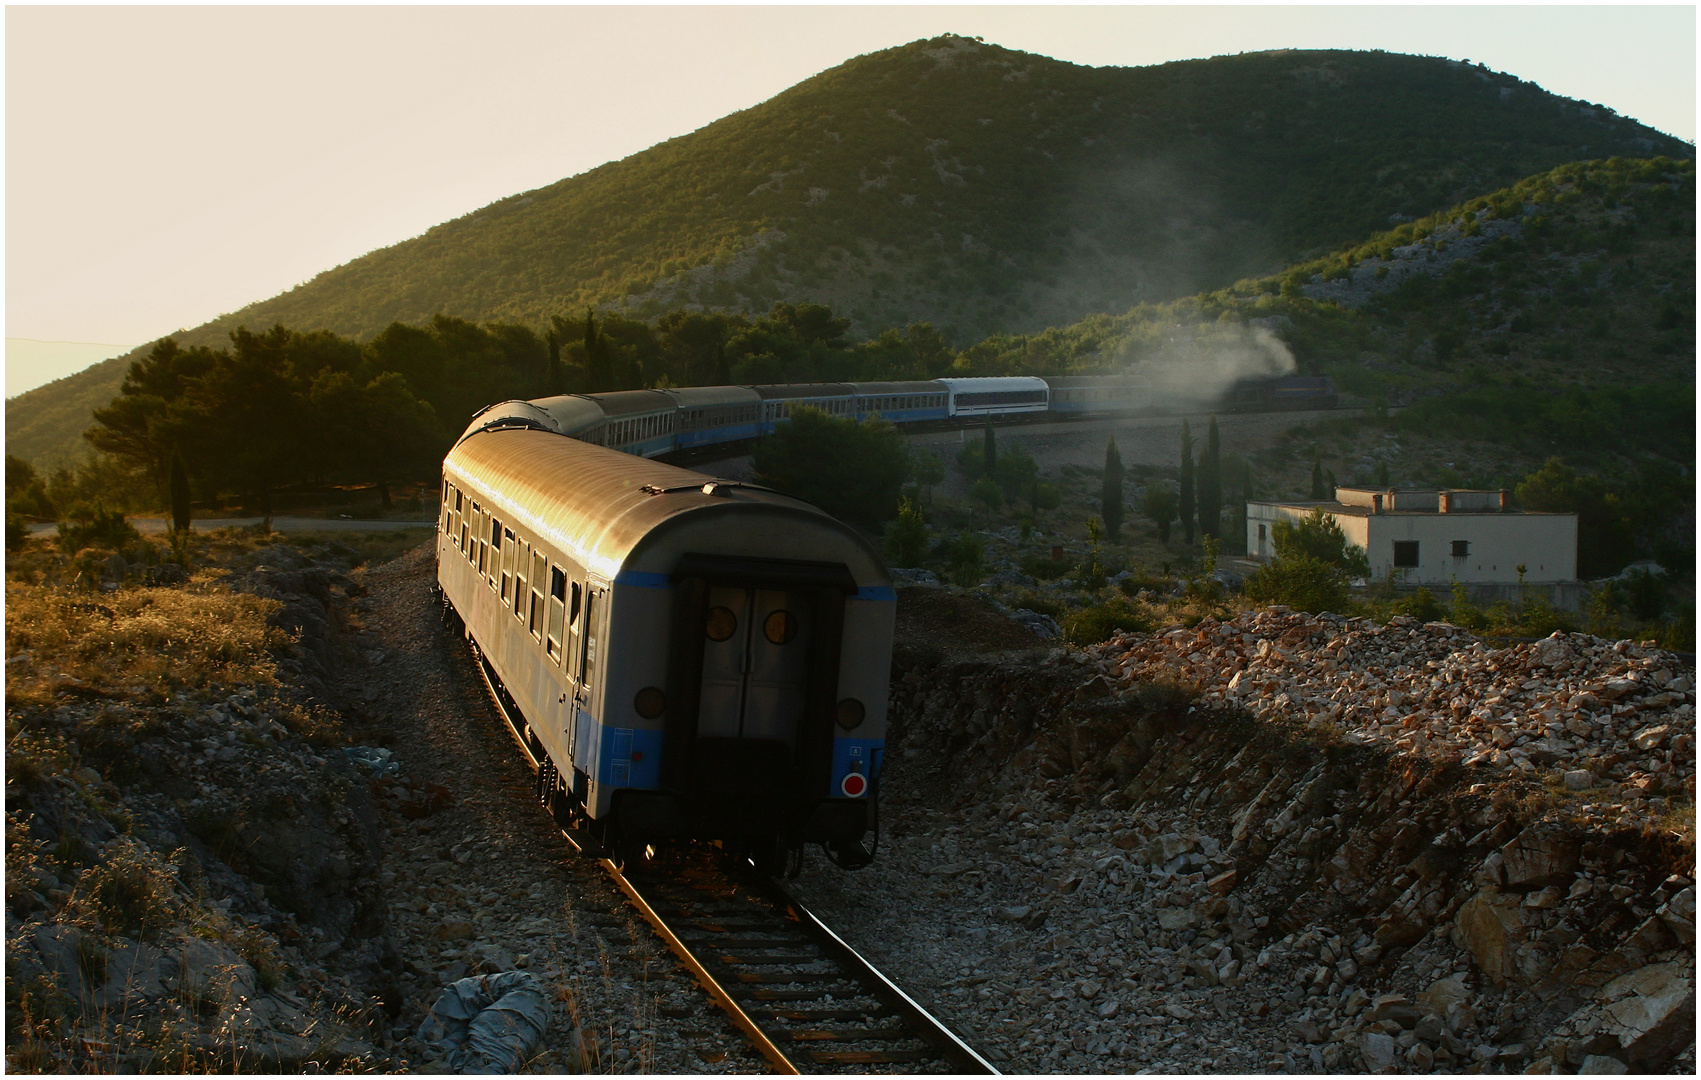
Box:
472, 649, 998, 1075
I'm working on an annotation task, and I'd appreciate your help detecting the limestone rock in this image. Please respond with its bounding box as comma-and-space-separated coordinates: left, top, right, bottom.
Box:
1360, 1031, 1398, 1072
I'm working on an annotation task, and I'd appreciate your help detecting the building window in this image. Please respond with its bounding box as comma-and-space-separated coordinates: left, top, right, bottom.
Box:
1451, 540, 1470, 557
1393, 541, 1420, 568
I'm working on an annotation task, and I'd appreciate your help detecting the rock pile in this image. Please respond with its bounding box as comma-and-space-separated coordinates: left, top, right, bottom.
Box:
1094, 609, 1695, 827
791, 598, 1695, 1074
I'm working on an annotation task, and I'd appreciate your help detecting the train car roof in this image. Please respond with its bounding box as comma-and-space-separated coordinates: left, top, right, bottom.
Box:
749, 383, 855, 400
579, 389, 674, 416
525, 395, 607, 436
658, 385, 761, 407
936, 376, 1049, 392
457, 399, 569, 444
445, 428, 888, 587
847, 380, 948, 395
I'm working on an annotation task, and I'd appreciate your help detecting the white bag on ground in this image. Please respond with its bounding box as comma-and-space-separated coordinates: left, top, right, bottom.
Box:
418, 970, 550, 1074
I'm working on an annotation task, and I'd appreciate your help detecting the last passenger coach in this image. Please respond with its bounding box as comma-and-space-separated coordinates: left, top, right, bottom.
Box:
436, 405, 893, 871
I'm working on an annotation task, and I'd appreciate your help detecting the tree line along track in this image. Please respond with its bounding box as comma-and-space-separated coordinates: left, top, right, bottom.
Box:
469, 643, 998, 1075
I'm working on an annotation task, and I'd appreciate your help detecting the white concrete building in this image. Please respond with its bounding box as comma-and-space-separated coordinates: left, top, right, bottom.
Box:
1246, 487, 1578, 586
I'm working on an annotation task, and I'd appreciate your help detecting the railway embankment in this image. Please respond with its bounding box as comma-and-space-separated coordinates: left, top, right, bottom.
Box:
6, 537, 756, 1073
6, 538, 398, 1070
790, 589, 1695, 1074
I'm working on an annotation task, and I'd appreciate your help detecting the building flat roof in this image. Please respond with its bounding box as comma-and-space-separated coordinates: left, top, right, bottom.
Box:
1246, 499, 1570, 518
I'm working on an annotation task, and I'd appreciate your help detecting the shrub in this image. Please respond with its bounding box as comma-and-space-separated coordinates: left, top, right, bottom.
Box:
882, 498, 928, 567
1391, 587, 1445, 622
1270, 508, 1371, 577
1008, 589, 1064, 618
55, 503, 140, 556
1022, 554, 1074, 580
943, 533, 985, 587
1243, 554, 1350, 614
1449, 579, 1488, 630
1063, 596, 1155, 645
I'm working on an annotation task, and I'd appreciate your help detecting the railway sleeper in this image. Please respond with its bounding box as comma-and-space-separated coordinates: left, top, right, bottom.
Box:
746, 987, 875, 1002
752, 1007, 897, 1022
807, 1049, 938, 1065
778, 1028, 917, 1042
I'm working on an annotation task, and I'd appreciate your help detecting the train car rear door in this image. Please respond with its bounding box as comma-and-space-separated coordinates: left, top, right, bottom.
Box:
664, 557, 850, 803
697, 586, 811, 746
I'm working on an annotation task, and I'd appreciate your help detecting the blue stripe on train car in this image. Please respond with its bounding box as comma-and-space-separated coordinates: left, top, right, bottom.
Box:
597, 726, 664, 789
856, 586, 897, 601
679, 422, 761, 448
614, 570, 672, 588
830, 736, 884, 798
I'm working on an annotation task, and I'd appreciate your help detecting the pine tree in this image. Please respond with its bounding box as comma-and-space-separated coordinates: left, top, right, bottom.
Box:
1199, 417, 1221, 540
1178, 420, 1196, 546
1101, 436, 1124, 540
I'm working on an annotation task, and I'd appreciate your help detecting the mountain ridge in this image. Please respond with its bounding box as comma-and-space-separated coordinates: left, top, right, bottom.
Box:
7, 37, 1691, 468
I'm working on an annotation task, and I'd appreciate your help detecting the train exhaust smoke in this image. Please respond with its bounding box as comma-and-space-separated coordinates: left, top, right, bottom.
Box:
1117, 321, 1297, 409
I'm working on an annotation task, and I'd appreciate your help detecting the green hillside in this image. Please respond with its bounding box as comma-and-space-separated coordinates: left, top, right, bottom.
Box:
7, 37, 1690, 468
954, 156, 1694, 391
175, 38, 1689, 342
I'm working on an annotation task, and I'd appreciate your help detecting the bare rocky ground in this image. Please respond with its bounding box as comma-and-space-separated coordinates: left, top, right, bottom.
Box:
788, 587, 1695, 1075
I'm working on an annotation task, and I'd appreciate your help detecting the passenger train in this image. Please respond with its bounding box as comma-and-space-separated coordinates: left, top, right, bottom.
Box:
436, 373, 1331, 871
457, 374, 1335, 461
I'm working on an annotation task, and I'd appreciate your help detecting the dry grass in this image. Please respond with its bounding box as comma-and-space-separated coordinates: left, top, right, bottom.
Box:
5, 572, 288, 707
63, 838, 183, 942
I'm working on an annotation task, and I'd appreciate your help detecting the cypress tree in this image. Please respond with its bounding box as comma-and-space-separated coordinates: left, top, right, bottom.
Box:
169, 449, 192, 534
583, 308, 609, 393
982, 418, 996, 476
1311, 459, 1326, 500
1178, 420, 1195, 546
1199, 417, 1221, 540
1101, 436, 1124, 540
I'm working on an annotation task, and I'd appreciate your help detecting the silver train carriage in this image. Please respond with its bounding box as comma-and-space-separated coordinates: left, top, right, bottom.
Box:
437, 416, 894, 870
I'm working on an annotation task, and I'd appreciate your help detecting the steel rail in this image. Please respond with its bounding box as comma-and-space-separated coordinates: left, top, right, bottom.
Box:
466, 633, 995, 1075
757, 879, 999, 1075
470, 647, 799, 1073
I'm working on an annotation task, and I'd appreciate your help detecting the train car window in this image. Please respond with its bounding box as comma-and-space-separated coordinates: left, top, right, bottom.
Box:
500, 529, 515, 601
546, 568, 567, 662
529, 552, 546, 637
579, 590, 598, 687
513, 537, 527, 614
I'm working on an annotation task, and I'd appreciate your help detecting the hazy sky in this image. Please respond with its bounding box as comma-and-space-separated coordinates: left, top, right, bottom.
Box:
6, 5, 1695, 396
